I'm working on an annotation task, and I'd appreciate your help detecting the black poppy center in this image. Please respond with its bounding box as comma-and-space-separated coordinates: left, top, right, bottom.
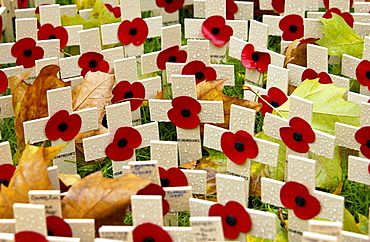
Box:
181, 108, 191, 117
23, 49, 32, 57
161, 177, 170, 187
251, 52, 260, 62
293, 132, 302, 141
225, 215, 237, 226
366, 71, 370, 80
143, 237, 155, 242
166, 0, 173, 4
211, 27, 220, 35
47, 230, 54, 236
124, 90, 134, 99
58, 122, 68, 132
102, 114, 108, 129
234, 141, 245, 152
270, 100, 279, 107
366, 139, 370, 148
168, 55, 177, 62
118, 138, 128, 148
129, 28, 137, 36
89, 59, 98, 68
289, 25, 298, 33
195, 71, 205, 80
48, 35, 57, 40
295, 196, 306, 207
0, 179, 9, 187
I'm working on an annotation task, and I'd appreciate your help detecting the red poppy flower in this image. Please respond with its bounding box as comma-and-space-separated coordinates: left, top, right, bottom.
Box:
45, 110, 82, 141
220, 130, 258, 165
323, 0, 353, 9
279, 14, 304, 41
0, 164, 16, 187
181, 60, 217, 84
156, 0, 184, 13
322, 8, 354, 27
226, 0, 238, 20
280, 181, 321, 220
17, 0, 29, 9
111, 81, 145, 111
356, 60, 370, 91
105, 4, 121, 18
137, 183, 170, 215
105, 126, 142, 161
167, 96, 201, 129
11, 38, 44, 68
157, 46, 187, 70
271, 0, 284, 13
133, 223, 172, 242
241, 44, 271, 73
201, 15, 233, 47
279, 117, 315, 153
46, 216, 72, 237
158, 167, 188, 187
0, 70, 8, 93
354, 126, 370, 159
258, 87, 288, 116
208, 201, 252, 239
118, 18, 148, 46
0, 16, 2, 43
15, 231, 48, 242
78, 52, 110, 77
301, 68, 333, 84
38, 24, 69, 49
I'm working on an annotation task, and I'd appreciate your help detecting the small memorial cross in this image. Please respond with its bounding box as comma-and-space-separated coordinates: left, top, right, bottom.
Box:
23, 86, 99, 174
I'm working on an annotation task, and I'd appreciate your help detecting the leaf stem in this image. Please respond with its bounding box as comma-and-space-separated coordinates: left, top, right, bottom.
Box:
242, 84, 284, 118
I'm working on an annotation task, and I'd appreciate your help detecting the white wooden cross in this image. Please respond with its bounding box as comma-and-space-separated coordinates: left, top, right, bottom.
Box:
335, 102, 370, 186
259, 0, 318, 14
14, 0, 77, 19
189, 216, 224, 241
264, 94, 336, 160
140, 0, 187, 26
59, 27, 124, 81
342, 36, 370, 96
99, 195, 193, 241
23, 86, 99, 174
82, 101, 159, 178
203, 104, 280, 203
1, 1, 15, 43
149, 74, 224, 164
100, 0, 162, 58
261, 154, 345, 242
184, 0, 249, 63
228, 20, 285, 85
113, 55, 162, 126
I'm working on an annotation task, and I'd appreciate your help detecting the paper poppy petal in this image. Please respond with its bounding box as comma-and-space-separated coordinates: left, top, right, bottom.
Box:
221, 131, 258, 164
341, 12, 354, 28
280, 127, 310, 153
157, 46, 187, 70
280, 181, 310, 209
46, 216, 73, 237
268, 87, 288, 106
360, 144, 370, 159
11, 38, 35, 57
98, 60, 110, 73
45, 110, 69, 141
293, 194, 321, 220
133, 223, 173, 242
289, 117, 315, 143
168, 108, 201, 129
317, 72, 333, 84
15, 231, 48, 242
201, 15, 233, 47
0, 164, 16, 186
272, 0, 285, 13
105, 144, 134, 161
241, 44, 256, 69
258, 95, 273, 116
356, 60, 370, 87
159, 167, 188, 187
225, 201, 252, 233
112, 81, 145, 111
60, 114, 82, 141
156, 0, 184, 13
137, 183, 166, 198
236, 130, 258, 159
202, 67, 217, 82
279, 14, 303, 31
301, 68, 318, 82
78, 52, 104, 68
112, 127, 142, 148
255, 52, 271, 73
355, 126, 370, 144
132, 18, 149, 46
0, 70, 8, 93
182, 60, 207, 75
226, 0, 238, 14
172, 95, 201, 113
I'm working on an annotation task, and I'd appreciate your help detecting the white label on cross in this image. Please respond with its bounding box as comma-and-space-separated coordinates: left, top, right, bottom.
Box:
189, 198, 217, 217
216, 173, 248, 206
0, 142, 12, 165
307, 44, 329, 73
348, 156, 370, 185
99, 226, 133, 241
28, 190, 62, 217
164, 186, 192, 211
190, 217, 224, 241
129, 160, 160, 185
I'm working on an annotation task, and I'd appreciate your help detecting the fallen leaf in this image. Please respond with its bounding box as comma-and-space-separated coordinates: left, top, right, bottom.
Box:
61, 171, 151, 230
0, 143, 66, 218
357, 213, 369, 235
332, 181, 343, 195
8, 69, 31, 110
178, 160, 198, 170
72, 71, 114, 145
197, 79, 262, 129
249, 162, 269, 196
58, 173, 81, 187
13, 65, 70, 159
343, 208, 363, 234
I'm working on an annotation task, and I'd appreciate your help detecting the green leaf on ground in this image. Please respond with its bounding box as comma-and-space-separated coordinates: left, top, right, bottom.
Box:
357, 213, 369, 234
277, 79, 360, 135
61, 0, 121, 29
343, 208, 364, 234
317, 13, 364, 58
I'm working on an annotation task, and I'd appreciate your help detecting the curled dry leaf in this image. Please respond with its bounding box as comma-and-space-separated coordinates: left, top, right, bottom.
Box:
284, 38, 319, 67
62, 171, 151, 230
0, 143, 66, 218
72, 71, 115, 147
196, 79, 261, 129
12, 65, 70, 158
8, 69, 31, 110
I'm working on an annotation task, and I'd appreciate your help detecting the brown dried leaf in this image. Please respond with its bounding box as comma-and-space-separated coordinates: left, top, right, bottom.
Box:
284, 38, 319, 67
8, 69, 31, 110
62, 171, 151, 230
13, 65, 70, 157
197, 79, 262, 129
72, 71, 115, 144
58, 173, 81, 187
0, 143, 66, 218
